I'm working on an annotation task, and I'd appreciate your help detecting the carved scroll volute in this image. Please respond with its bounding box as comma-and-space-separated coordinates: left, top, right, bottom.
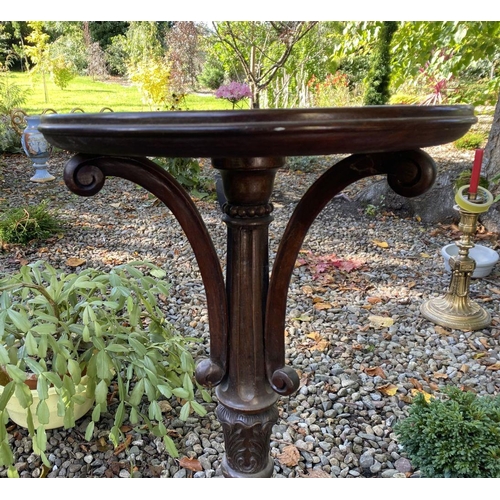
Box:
63, 154, 228, 387
265, 150, 437, 396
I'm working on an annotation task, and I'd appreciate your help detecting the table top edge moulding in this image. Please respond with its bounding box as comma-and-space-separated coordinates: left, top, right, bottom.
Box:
38, 105, 476, 478
39, 105, 476, 158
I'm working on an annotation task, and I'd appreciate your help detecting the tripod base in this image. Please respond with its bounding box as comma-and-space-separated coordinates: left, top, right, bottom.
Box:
421, 294, 491, 331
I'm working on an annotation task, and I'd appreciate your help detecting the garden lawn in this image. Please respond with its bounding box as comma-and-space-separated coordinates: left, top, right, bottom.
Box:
6, 72, 234, 114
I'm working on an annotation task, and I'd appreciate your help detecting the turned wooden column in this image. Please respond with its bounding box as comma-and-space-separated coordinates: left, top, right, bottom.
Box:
212, 157, 284, 478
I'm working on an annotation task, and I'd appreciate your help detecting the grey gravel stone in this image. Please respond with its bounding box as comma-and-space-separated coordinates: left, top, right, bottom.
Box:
0, 147, 498, 479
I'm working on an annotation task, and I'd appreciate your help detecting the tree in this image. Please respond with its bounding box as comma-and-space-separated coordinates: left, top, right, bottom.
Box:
212, 21, 318, 108
484, 94, 500, 182
24, 21, 51, 103
331, 21, 500, 180
165, 22, 203, 94
363, 21, 398, 105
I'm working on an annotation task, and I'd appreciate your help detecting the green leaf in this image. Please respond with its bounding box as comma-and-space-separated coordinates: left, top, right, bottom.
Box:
105, 344, 130, 353
182, 372, 194, 398
24, 332, 38, 356
42, 372, 62, 389
148, 400, 162, 421
34, 426, 47, 454
109, 426, 120, 448
67, 359, 81, 384
95, 380, 108, 405
172, 387, 189, 399
114, 401, 125, 428
7, 309, 31, 333
96, 350, 112, 380
129, 379, 145, 407
157, 384, 172, 398
63, 406, 75, 429
149, 268, 166, 279
191, 400, 207, 417
0, 345, 10, 365
0, 441, 14, 468
85, 421, 95, 441
163, 434, 179, 458
82, 325, 90, 342
14, 382, 33, 409
36, 399, 50, 425
0, 381, 15, 411
38, 333, 48, 358
31, 323, 57, 334
179, 401, 190, 421
36, 376, 49, 401
91, 404, 101, 422
129, 406, 139, 425
6, 365, 27, 384
128, 337, 147, 357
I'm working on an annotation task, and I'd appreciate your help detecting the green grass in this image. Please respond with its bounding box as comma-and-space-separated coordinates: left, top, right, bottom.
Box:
6, 71, 235, 114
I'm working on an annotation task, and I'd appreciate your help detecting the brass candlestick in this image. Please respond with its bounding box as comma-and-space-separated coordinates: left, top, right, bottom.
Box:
421, 185, 494, 331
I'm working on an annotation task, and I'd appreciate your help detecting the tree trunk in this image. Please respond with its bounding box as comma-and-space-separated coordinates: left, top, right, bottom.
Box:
483, 93, 500, 181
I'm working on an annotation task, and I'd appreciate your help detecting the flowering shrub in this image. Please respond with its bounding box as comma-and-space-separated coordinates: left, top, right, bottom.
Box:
307, 72, 362, 107
215, 81, 252, 109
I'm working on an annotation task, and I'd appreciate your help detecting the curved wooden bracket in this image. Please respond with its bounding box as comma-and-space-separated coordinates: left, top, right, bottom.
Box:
265, 150, 436, 395
64, 154, 228, 387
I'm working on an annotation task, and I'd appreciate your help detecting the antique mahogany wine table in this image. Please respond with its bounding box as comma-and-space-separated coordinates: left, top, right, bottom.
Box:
39, 106, 476, 478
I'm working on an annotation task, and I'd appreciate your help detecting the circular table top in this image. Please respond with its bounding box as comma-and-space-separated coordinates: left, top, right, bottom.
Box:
39, 106, 476, 159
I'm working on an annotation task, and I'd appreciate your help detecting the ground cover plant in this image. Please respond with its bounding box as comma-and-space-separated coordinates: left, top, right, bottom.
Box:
0, 201, 62, 245
395, 387, 500, 478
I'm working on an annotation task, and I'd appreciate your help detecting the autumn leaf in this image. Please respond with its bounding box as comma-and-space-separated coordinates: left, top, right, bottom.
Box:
65, 257, 86, 267
313, 302, 332, 311
372, 239, 389, 248
367, 297, 382, 305
368, 315, 394, 328
433, 372, 448, 379
409, 378, 423, 390
113, 434, 132, 456
377, 384, 398, 396
420, 252, 431, 258
363, 366, 387, 379
278, 445, 300, 467
486, 362, 500, 371
293, 314, 312, 322
306, 332, 329, 351
302, 285, 313, 295
179, 456, 203, 472
410, 388, 434, 403
435, 326, 451, 336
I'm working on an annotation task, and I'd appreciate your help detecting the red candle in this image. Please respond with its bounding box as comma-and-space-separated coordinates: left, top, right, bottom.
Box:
469, 148, 483, 197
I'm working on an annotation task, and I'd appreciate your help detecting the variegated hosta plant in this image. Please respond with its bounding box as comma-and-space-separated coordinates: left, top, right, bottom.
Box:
0, 260, 209, 477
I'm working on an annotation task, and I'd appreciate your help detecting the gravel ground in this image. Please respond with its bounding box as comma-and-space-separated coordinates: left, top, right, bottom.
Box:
0, 145, 499, 479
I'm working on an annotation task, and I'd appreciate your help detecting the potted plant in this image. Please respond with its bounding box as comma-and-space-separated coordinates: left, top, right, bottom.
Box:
0, 260, 210, 477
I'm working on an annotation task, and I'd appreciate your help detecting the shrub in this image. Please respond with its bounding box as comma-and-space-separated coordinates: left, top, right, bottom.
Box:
153, 157, 214, 199
454, 131, 487, 150
395, 387, 500, 478
308, 72, 363, 107
50, 56, 76, 90
128, 58, 172, 110
0, 201, 62, 245
0, 115, 21, 153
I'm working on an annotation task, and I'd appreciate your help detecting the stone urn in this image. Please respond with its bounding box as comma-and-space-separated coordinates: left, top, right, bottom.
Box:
20, 114, 55, 182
